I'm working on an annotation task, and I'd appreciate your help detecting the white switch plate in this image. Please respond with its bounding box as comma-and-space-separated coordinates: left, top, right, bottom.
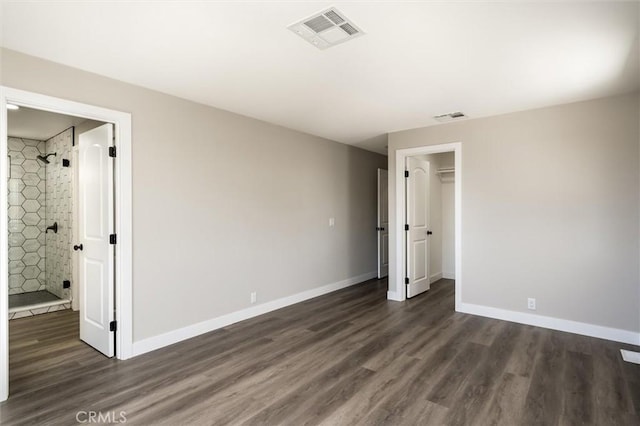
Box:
250, 292, 257, 304
329, 217, 335, 227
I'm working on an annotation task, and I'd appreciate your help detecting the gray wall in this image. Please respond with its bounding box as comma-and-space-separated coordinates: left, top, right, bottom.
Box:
389, 92, 640, 333
1, 48, 387, 341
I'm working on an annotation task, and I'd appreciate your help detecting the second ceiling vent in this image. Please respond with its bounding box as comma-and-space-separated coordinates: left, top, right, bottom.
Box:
288, 7, 364, 50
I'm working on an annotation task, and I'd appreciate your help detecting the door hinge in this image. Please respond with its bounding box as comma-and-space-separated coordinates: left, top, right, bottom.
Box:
405, 224, 409, 231
405, 277, 409, 285
110, 321, 117, 332
404, 170, 409, 178
109, 234, 117, 244
109, 146, 116, 158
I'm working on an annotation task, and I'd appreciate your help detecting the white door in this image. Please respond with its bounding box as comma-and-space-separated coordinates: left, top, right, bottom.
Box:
377, 169, 389, 278
406, 157, 431, 298
78, 124, 115, 357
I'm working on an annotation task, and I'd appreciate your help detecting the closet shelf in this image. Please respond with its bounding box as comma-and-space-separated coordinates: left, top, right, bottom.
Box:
436, 167, 455, 182
435, 167, 455, 175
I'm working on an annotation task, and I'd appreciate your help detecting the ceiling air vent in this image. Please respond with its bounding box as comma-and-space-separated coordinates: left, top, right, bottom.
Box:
433, 112, 468, 123
288, 7, 365, 50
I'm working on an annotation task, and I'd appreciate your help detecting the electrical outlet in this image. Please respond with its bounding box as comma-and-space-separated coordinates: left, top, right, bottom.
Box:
527, 298, 536, 310
250, 292, 257, 304
329, 217, 335, 227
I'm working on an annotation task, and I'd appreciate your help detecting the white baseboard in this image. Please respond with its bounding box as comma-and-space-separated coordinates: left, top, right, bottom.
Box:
429, 272, 443, 283
458, 302, 640, 346
442, 271, 455, 279
132, 271, 377, 357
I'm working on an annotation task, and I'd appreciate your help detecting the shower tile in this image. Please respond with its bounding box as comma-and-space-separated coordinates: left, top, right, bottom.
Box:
9, 233, 26, 247
22, 172, 40, 186
22, 146, 40, 158
8, 261, 25, 275
22, 212, 39, 226
45, 128, 74, 300
23, 226, 41, 239
22, 266, 39, 279
22, 279, 40, 292
8, 192, 25, 206
8, 205, 25, 219
10, 165, 25, 179
9, 179, 25, 193
23, 239, 40, 253
23, 186, 40, 199
8, 247, 25, 261
22, 139, 42, 147
11, 310, 32, 319
8, 138, 23, 151
22, 199, 41, 213
22, 159, 39, 173
8, 137, 48, 295
10, 151, 25, 165
23, 252, 40, 266
8, 275, 25, 288
8, 220, 25, 233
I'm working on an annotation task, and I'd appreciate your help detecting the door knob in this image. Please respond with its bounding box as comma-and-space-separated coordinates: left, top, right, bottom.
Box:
426, 231, 433, 235
73, 244, 83, 251
376, 227, 385, 231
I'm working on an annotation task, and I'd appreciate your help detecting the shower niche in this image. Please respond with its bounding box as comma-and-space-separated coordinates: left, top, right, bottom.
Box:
7, 117, 76, 319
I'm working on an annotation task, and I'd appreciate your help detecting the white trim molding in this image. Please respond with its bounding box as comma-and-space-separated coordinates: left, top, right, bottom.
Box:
459, 302, 640, 346
391, 142, 462, 309
0, 87, 134, 401
132, 271, 378, 357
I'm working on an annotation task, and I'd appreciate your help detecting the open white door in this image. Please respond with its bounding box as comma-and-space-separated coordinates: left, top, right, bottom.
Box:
406, 157, 431, 298
377, 169, 389, 278
78, 123, 115, 357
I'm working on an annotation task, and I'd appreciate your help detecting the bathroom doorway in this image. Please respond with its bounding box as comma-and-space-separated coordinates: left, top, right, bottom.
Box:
7, 108, 100, 318
1, 87, 133, 401
6, 106, 121, 356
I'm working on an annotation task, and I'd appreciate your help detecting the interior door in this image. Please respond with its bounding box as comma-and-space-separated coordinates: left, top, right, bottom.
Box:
406, 157, 430, 298
377, 169, 389, 278
78, 123, 115, 357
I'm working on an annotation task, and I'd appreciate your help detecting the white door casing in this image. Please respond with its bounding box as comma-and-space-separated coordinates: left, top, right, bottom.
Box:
1, 86, 133, 402
406, 157, 430, 298
377, 169, 389, 278
78, 123, 115, 357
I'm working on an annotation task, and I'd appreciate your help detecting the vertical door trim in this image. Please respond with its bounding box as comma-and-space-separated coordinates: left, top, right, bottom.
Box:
389, 142, 462, 307
0, 86, 134, 402
377, 168, 389, 279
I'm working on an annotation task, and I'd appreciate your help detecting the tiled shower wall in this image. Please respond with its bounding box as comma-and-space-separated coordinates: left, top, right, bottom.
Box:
7, 137, 47, 295
45, 128, 73, 299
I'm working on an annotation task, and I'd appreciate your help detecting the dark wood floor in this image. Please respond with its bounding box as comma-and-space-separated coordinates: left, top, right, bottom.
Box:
1, 278, 639, 425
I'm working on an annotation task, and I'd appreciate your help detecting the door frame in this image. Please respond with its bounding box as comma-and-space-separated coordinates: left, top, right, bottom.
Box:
390, 142, 462, 307
0, 86, 134, 401
377, 168, 388, 279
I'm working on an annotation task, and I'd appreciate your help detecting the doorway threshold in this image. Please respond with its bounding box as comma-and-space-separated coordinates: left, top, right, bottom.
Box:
9, 298, 71, 319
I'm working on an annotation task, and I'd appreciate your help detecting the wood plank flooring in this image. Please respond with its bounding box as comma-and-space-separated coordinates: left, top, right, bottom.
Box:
1, 278, 639, 425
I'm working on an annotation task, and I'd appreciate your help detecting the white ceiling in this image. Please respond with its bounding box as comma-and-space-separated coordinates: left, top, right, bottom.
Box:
7, 106, 87, 141
1, 1, 638, 154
